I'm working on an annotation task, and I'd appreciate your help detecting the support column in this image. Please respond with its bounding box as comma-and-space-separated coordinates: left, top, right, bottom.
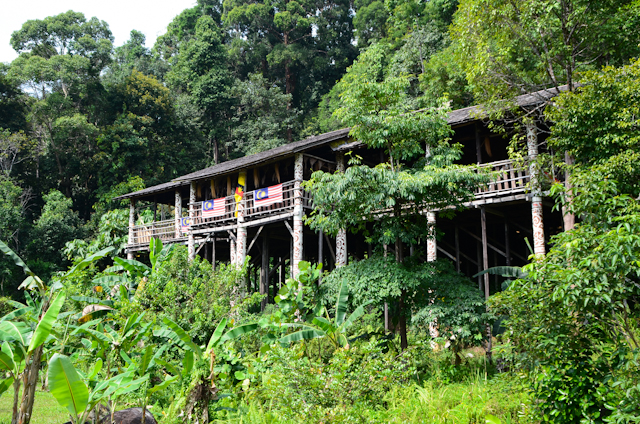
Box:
236, 171, 247, 269
527, 122, 546, 256
230, 238, 236, 266
426, 211, 437, 262
212, 237, 216, 271
261, 235, 269, 311
292, 153, 304, 277
188, 182, 196, 261
127, 199, 135, 260
335, 153, 347, 267
174, 189, 181, 238
318, 229, 324, 283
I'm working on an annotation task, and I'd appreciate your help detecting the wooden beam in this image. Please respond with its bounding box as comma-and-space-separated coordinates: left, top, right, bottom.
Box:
246, 226, 264, 254
436, 246, 456, 261
481, 206, 490, 301
284, 220, 294, 238
324, 234, 336, 262
261, 234, 269, 311
227, 230, 237, 242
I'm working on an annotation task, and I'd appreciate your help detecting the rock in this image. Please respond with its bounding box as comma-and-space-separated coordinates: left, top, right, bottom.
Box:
100, 408, 157, 424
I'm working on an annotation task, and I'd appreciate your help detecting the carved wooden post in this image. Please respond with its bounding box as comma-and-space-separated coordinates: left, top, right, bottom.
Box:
426, 211, 437, 262
335, 153, 347, 267
174, 189, 181, 238
527, 122, 546, 256
318, 229, 323, 283
230, 238, 236, 266
127, 199, 135, 260
235, 171, 247, 269
188, 181, 196, 261
293, 153, 304, 277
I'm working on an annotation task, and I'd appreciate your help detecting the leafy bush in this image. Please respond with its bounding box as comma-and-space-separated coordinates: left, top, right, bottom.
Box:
321, 257, 492, 358
491, 172, 640, 423
249, 339, 414, 423
136, 245, 243, 345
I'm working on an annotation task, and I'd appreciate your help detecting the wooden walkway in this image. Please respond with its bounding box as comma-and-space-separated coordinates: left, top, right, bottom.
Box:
128, 159, 530, 250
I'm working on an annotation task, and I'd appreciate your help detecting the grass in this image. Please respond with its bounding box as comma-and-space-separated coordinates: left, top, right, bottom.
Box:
0, 387, 69, 424
214, 372, 535, 424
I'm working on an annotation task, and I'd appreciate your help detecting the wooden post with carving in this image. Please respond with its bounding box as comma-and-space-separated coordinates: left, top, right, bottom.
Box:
293, 153, 304, 277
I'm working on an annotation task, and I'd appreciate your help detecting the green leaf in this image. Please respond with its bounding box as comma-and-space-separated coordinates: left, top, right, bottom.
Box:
0, 345, 16, 372
279, 328, 326, 344
335, 279, 349, 326
341, 301, 373, 331
155, 358, 180, 377
66, 247, 115, 277
206, 318, 227, 351
48, 354, 89, 418
219, 323, 259, 344
113, 257, 150, 277
182, 350, 194, 377
148, 375, 179, 394
0, 321, 31, 345
0, 307, 29, 322
29, 292, 65, 353
139, 345, 153, 376
0, 377, 14, 397
161, 317, 202, 359
87, 359, 102, 380
91, 275, 128, 287
485, 415, 502, 424
472, 266, 527, 279
0, 240, 35, 277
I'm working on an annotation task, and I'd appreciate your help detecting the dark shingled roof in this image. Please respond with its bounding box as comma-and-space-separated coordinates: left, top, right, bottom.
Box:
174, 128, 351, 182
114, 85, 568, 201
113, 180, 189, 201
114, 128, 351, 201
447, 85, 569, 126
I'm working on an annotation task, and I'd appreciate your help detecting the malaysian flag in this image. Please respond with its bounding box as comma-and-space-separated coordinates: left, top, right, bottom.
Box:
181, 217, 190, 232
202, 198, 225, 218
254, 184, 283, 207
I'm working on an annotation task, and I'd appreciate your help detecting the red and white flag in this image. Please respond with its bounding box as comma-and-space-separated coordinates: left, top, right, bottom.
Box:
202, 198, 226, 218
254, 184, 283, 207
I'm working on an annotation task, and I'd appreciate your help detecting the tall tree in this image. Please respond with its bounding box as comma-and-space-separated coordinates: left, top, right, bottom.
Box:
305, 44, 488, 349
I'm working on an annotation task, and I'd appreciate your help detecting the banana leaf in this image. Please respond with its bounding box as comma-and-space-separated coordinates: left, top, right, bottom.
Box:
48, 354, 89, 419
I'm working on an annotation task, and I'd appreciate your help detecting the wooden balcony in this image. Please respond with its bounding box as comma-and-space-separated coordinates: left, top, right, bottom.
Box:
467, 159, 530, 206
127, 162, 531, 250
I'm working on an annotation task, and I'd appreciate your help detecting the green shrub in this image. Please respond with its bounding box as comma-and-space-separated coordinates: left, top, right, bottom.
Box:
136, 245, 243, 345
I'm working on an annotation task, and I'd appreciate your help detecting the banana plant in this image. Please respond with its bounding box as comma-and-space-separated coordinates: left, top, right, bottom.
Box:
48, 353, 148, 424
155, 317, 258, 424
278, 278, 372, 350
0, 240, 113, 424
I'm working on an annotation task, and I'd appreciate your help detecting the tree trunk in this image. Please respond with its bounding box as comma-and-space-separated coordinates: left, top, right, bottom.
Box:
395, 236, 408, 350
11, 378, 20, 424
17, 345, 43, 424
562, 152, 575, 231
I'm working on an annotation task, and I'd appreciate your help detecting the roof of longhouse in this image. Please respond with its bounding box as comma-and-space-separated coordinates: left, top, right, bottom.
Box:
114, 85, 568, 201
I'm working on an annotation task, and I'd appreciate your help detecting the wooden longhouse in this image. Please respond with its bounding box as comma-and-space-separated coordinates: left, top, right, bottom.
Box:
114, 87, 566, 306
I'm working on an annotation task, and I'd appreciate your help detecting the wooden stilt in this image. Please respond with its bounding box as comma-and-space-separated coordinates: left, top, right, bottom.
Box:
318, 230, 323, 283
455, 226, 460, 272
211, 237, 216, 271
481, 205, 493, 363
261, 235, 269, 311
504, 222, 511, 267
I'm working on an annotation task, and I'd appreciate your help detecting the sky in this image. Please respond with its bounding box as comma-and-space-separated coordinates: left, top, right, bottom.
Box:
1, 0, 198, 64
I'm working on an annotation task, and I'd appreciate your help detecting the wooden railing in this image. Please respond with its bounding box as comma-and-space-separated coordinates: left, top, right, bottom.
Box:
190, 195, 237, 226
131, 219, 176, 245
473, 159, 529, 199
127, 166, 529, 247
